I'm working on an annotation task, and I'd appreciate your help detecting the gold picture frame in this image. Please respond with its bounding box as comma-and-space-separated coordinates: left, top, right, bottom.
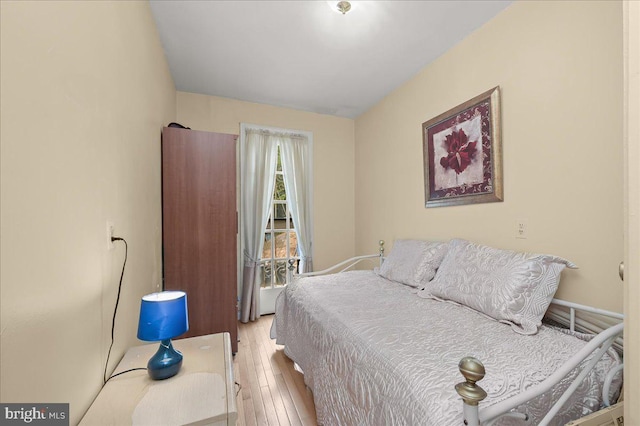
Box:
422, 86, 503, 208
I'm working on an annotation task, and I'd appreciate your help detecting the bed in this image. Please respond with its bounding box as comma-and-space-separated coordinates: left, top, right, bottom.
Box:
271, 239, 623, 425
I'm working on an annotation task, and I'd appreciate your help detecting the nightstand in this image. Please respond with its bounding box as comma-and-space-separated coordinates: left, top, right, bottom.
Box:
80, 333, 237, 426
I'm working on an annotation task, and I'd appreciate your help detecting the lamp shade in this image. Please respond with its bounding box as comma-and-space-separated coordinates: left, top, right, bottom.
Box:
137, 291, 188, 341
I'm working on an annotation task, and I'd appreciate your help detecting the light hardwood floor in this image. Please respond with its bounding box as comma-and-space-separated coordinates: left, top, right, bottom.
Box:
234, 315, 317, 426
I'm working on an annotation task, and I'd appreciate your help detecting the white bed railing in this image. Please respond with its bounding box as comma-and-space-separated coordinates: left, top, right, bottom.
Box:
550, 298, 624, 330
456, 300, 624, 426
546, 299, 624, 353
289, 240, 385, 279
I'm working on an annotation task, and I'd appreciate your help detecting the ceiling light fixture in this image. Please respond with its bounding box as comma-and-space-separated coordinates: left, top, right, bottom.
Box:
336, 1, 351, 15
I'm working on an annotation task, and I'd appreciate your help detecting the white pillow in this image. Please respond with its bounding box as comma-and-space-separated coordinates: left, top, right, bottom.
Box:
420, 239, 577, 335
376, 239, 448, 287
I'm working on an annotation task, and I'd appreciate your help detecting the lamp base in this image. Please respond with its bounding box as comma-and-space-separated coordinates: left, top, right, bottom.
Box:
147, 339, 183, 380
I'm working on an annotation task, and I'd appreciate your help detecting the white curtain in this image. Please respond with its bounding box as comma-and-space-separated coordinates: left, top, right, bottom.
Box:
239, 129, 278, 323
280, 135, 314, 273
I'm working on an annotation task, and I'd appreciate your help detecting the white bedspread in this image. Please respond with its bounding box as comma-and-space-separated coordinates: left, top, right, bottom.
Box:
272, 271, 621, 426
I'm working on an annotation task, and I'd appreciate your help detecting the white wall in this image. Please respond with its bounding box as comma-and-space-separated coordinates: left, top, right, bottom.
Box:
354, 0, 624, 312
0, 1, 175, 423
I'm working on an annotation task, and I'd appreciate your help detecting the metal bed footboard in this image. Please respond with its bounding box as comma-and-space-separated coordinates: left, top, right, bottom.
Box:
455, 300, 624, 426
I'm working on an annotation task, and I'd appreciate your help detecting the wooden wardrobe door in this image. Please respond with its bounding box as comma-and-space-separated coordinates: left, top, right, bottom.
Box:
162, 127, 238, 353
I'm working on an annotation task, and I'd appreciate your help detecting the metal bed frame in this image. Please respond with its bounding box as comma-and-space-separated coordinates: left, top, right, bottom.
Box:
287, 240, 624, 426
456, 301, 623, 426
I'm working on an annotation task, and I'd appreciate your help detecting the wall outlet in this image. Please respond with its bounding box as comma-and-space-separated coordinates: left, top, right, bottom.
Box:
516, 219, 528, 239
107, 221, 115, 250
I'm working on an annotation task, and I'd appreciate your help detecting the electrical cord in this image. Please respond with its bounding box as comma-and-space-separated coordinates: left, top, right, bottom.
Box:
103, 237, 128, 385
104, 367, 147, 384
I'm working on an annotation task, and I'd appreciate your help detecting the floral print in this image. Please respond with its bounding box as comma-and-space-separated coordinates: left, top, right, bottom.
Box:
439, 128, 477, 174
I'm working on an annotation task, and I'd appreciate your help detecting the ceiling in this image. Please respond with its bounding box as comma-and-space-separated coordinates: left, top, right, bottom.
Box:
149, 1, 513, 119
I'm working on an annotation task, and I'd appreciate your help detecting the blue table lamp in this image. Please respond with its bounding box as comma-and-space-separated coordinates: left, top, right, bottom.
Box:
137, 291, 189, 380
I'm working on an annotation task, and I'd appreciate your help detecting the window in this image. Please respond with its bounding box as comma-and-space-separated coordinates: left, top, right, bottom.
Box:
239, 123, 312, 319
260, 146, 299, 288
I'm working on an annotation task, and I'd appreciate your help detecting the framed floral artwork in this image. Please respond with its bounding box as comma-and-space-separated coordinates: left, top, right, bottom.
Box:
422, 86, 503, 208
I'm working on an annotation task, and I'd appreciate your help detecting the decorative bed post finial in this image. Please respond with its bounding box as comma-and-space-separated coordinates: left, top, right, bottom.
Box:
288, 259, 297, 282
456, 357, 487, 426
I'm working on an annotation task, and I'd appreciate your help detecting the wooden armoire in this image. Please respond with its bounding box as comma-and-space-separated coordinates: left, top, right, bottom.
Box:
161, 126, 238, 353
